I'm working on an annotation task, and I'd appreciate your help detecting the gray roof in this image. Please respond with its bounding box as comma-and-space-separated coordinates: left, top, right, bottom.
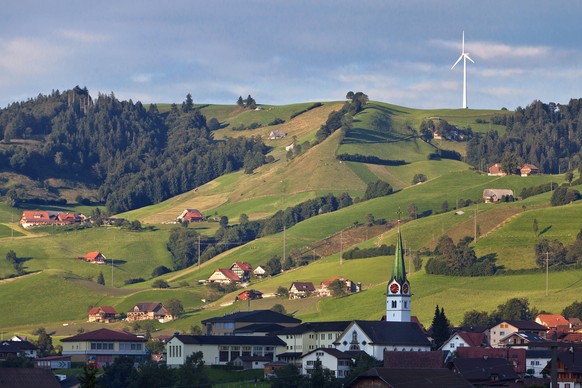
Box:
351, 367, 473, 388
346, 321, 431, 347
450, 357, 518, 382
0, 340, 37, 353
201, 309, 301, 325
173, 335, 285, 347
275, 321, 350, 335
505, 320, 548, 331
301, 347, 353, 360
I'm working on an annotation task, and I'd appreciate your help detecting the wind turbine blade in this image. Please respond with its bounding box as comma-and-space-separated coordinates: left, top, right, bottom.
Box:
451, 55, 463, 69
465, 54, 475, 63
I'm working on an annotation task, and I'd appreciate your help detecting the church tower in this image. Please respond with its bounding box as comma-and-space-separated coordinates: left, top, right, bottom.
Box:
386, 221, 411, 322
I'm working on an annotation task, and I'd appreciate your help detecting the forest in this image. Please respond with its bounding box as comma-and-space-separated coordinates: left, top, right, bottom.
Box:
0, 87, 267, 213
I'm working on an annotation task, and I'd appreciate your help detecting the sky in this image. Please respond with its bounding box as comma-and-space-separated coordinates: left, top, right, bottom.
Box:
1, 1, 581, 110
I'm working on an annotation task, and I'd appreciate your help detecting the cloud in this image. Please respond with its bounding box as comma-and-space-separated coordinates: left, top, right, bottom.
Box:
0, 38, 65, 77
478, 68, 526, 78
131, 73, 155, 84
433, 38, 550, 60
59, 29, 110, 43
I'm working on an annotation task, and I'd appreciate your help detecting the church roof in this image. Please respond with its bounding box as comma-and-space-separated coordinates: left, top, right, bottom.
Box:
348, 321, 431, 347
391, 226, 407, 284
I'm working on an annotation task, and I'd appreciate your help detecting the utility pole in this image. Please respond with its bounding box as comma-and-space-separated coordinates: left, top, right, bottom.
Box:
474, 205, 478, 241
198, 235, 201, 268
546, 252, 550, 297
283, 226, 286, 261
340, 230, 343, 266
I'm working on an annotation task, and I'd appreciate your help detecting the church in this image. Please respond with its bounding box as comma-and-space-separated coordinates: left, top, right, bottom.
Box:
334, 222, 431, 358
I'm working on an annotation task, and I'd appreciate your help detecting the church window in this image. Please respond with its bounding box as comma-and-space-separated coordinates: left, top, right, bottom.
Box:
391, 301, 397, 308
404, 301, 407, 308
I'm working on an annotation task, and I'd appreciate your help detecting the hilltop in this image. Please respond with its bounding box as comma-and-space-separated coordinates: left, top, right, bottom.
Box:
1, 92, 582, 338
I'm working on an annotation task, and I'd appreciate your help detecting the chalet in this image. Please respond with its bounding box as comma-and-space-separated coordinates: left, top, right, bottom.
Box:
268, 130, 285, 140
489, 320, 548, 348
87, 306, 118, 323
20, 210, 86, 229
535, 314, 570, 330
84, 251, 106, 264
520, 163, 540, 176
61, 328, 147, 365
285, 143, 294, 152
0, 340, 37, 360
498, 331, 547, 349
202, 309, 301, 336
525, 349, 551, 378
126, 302, 174, 323
334, 321, 431, 359
207, 268, 241, 284
488, 163, 506, 176
276, 321, 350, 355
348, 367, 472, 388
288, 282, 316, 299
301, 348, 355, 378
318, 277, 362, 296
541, 349, 582, 386
230, 262, 253, 279
237, 289, 263, 301
166, 335, 286, 366
483, 189, 514, 203
253, 266, 266, 278
177, 208, 204, 223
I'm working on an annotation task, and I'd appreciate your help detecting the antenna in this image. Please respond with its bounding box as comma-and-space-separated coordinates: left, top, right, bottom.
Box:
451, 31, 475, 109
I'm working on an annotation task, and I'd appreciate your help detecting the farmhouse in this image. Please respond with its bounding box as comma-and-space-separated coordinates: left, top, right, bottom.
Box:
253, 266, 266, 278
177, 208, 204, 222
237, 289, 263, 301
487, 163, 506, 176
87, 306, 118, 323
202, 309, 301, 336
207, 268, 241, 284
483, 189, 514, 203
20, 210, 86, 229
288, 282, 316, 299
83, 251, 106, 264
318, 277, 362, 296
0, 340, 37, 360
126, 302, 174, 323
230, 261, 253, 280
489, 320, 548, 348
520, 163, 540, 176
61, 328, 147, 365
301, 348, 355, 378
268, 130, 285, 140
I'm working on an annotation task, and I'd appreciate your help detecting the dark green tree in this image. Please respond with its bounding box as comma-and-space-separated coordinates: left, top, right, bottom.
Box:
152, 279, 170, 289
79, 365, 99, 388
328, 279, 346, 296
276, 286, 289, 298
563, 301, 582, 320
34, 327, 55, 357
431, 305, 450, 349
501, 151, 519, 175
163, 298, 184, 318
97, 271, 105, 286
533, 218, 539, 236
566, 170, 575, 185
363, 180, 393, 200
100, 355, 134, 388
494, 297, 535, 322
271, 304, 287, 315
182, 93, 194, 112
461, 310, 494, 328
175, 352, 208, 387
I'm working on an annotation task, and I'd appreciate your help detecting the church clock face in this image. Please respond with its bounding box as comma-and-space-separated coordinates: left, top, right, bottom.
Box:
390, 283, 399, 294
402, 283, 409, 294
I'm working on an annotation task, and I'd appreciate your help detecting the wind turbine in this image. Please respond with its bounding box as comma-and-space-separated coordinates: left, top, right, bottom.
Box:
451, 31, 474, 109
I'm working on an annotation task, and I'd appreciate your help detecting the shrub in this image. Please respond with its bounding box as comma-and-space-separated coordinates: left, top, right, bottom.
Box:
152, 279, 170, 289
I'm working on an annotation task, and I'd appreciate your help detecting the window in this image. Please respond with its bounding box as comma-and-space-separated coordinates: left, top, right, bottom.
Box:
404, 302, 407, 308
500, 331, 505, 336
321, 334, 325, 339
316, 352, 324, 356
328, 334, 333, 340
391, 301, 397, 308
450, 343, 455, 348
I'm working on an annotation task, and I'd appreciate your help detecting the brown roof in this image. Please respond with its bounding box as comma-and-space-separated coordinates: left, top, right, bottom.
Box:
0, 368, 61, 388
232, 261, 253, 271
130, 302, 167, 314
61, 328, 146, 343
290, 282, 315, 292
214, 268, 241, 281
321, 277, 345, 287
456, 331, 487, 347
456, 347, 526, 374
383, 351, 444, 369
350, 367, 472, 388
88, 306, 117, 315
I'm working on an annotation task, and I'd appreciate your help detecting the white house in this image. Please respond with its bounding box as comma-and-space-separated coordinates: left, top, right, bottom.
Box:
489, 320, 548, 348
276, 321, 350, 355
439, 330, 487, 352
300, 348, 354, 378
166, 335, 286, 366
334, 321, 431, 360
526, 350, 551, 378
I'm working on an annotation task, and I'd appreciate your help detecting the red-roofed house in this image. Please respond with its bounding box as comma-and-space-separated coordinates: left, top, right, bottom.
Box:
488, 163, 506, 176
61, 328, 147, 364
208, 269, 241, 284
289, 282, 315, 299
84, 251, 106, 264
126, 302, 174, 323
20, 210, 86, 228
439, 330, 488, 352
88, 306, 118, 323
456, 347, 526, 375
177, 209, 204, 222
318, 277, 362, 296
237, 289, 263, 301
535, 314, 569, 330
520, 163, 540, 176
230, 262, 253, 280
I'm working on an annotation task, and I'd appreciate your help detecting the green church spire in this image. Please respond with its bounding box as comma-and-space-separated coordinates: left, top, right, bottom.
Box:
391, 224, 407, 284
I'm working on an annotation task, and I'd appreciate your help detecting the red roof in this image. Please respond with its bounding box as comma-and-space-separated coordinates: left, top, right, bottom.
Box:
61, 328, 146, 343
232, 261, 253, 271
321, 277, 345, 287
88, 306, 117, 315
85, 251, 103, 260
456, 331, 486, 347
536, 314, 569, 328
456, 347, 526, 374
215, 268, 241, 281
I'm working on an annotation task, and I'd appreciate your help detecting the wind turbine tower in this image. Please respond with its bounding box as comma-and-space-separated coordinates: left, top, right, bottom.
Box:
451, 31, 475, 109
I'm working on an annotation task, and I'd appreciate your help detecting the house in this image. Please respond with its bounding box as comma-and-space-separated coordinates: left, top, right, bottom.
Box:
165, 335, 286, 366
383, 350, 444, 369
232, 355, 272, 370
301, 348, 355, 378
0, 340, 37, 360
0, 368, 61, 388
525, 349, 551, 378
439, 330, 488, 352
488, 163, 506, 176
177, 208, 204, 223
483, 189, 514, 203
334, 321, 431, 359
201, 309, 301, 336
264, 361, 290, 378
126, 302, 174, 323
318, 277, 362, 296
88, 306, 117, 323
230, 262, 253, 280
285, 143, 295, 152
498, 331, 547, 349
535, 314, 570, 330
447, 357, 519, 385
207, 268, 241, 284
237, 289, 263, 301
20, 210, 86, 229
268, 130, 285, 140
253, 266, 266, 278
456, 347, 526, 376
34, 355, 72, 369
520, 163, 540, 176
275, 321, 350, 355
541, 349, 582, 386
84, 251, 106, 264
489, 320, 548, 348
60, 328, 147, 365
288, 282, 316, 299
348, 367, 472, 388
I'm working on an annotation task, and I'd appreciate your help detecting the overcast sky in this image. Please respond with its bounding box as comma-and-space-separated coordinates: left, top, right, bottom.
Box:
1, 1, 581, 110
